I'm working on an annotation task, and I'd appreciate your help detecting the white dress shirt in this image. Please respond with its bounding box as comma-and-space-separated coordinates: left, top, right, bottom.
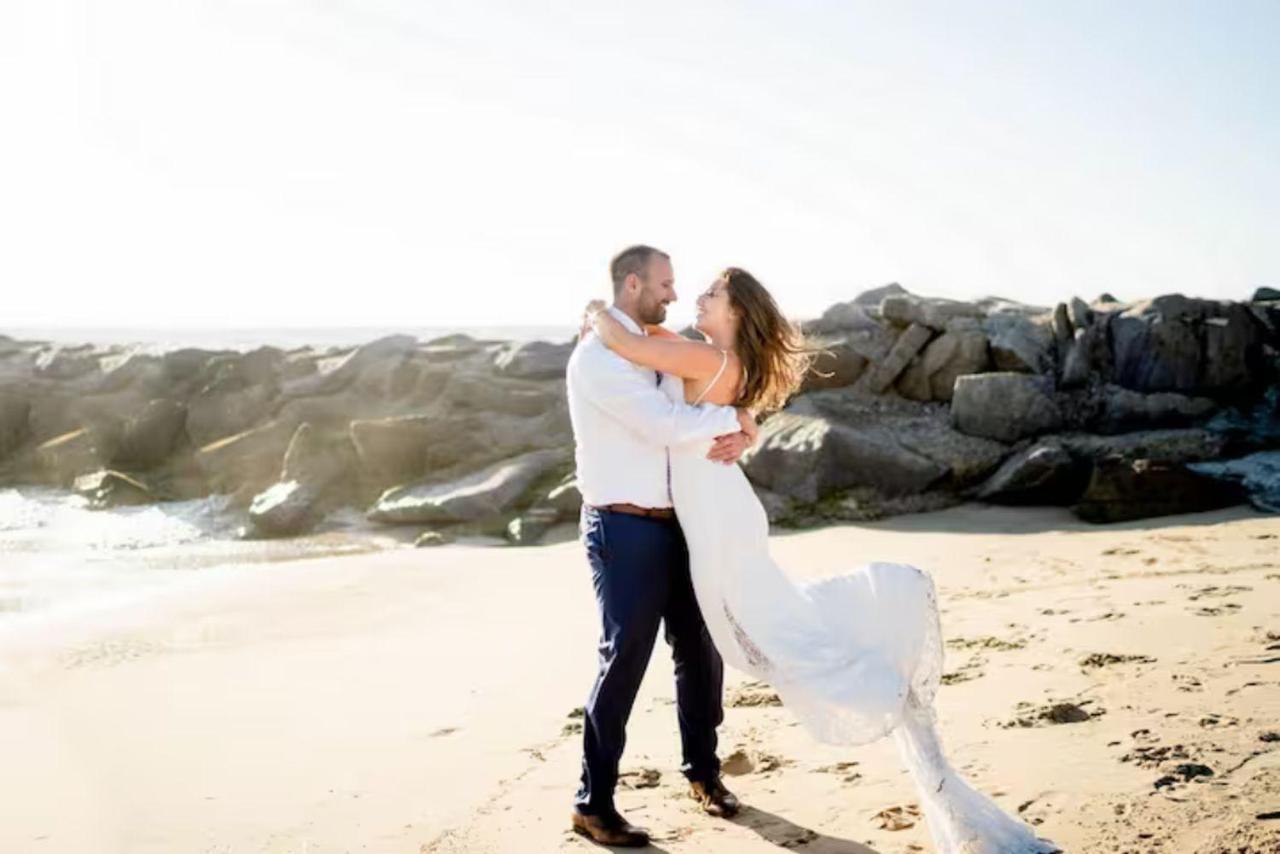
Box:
566, 306, 740, 509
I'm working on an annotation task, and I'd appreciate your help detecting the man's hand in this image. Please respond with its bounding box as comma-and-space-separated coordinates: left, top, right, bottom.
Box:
706, 408, 759, 465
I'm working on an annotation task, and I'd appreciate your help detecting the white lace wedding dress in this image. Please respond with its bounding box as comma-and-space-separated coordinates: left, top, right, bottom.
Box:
666, 378, 1061, 853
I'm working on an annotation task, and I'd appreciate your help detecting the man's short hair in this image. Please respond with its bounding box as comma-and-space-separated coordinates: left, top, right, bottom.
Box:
610, 245, 669, 294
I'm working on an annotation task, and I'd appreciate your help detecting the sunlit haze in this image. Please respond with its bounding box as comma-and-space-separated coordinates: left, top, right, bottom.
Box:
3, 1, 1277, 332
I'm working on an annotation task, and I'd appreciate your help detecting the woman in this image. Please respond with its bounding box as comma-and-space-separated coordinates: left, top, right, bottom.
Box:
582, 267, 1060, 854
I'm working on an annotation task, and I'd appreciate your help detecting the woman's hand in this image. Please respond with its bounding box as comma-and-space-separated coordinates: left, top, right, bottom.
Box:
579, 299, 608, 340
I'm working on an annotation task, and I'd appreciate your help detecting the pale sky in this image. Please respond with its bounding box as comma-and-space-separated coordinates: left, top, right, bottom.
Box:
3, 1, 1277, 330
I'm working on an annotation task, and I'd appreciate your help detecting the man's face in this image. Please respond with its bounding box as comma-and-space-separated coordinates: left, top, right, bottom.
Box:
633, 256, 676, 325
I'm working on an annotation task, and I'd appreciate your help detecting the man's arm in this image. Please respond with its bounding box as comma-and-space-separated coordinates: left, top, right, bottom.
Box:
571, 341, 741, 448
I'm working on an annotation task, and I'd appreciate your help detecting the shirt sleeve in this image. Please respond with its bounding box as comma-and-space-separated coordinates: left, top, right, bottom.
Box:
571, 341, 740, 446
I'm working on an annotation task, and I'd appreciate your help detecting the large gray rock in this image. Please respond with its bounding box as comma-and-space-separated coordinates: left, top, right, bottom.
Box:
194, 421, 295, 503
743, 390, 1007, 503
350, 407, 569, 495
895, 320, 990, 402
973, 441, 1088, 505
982, 313, 1056, 374
951, 373, 1062, 442
1071, 457, 1244, 523
853, 323, 934, 394
1053, 428, 1228, 465
1091, 385, 1218, 434
494, 340, 575, 380
247, 480, 321, 538
0, 392, 29, 459
1188, 451, 1280, 513
1109, 295, 1268, 394
35, 428, 115, 487
186, 383, 275, 447
436, 374, 566, 417
800, 338, 870, 392
367, 448, 571, 525
114, 399, 187, 469
1060, 322, 1110, 388
880, 295, 983, 330
73, 469, 154, 509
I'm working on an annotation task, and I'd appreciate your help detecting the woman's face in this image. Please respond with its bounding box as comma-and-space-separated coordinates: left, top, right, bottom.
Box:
694, 278, 735, 336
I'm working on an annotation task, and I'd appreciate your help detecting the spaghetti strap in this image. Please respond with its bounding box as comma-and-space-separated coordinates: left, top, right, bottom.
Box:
692, 349, 729, 405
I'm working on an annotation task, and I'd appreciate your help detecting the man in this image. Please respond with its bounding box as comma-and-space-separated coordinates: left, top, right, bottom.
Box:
566, 245, 755, 847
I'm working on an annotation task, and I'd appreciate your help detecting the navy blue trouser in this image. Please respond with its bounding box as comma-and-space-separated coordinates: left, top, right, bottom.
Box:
574, 505, 725, 815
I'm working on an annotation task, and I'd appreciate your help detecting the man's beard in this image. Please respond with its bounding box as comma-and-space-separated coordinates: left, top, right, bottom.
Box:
638, 298, 668, 325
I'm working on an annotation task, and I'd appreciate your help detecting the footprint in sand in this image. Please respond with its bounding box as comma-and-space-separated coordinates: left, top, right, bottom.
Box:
872, 803, 921, 831
722, 748, 787, 776
1172, 673, 1204, 692
1078, 652, 1157, 671
1002, 699, 1104, 728
727, 680, 783, 708
946, 635, 1027, 652
1185, 584, 1252, 601
618, 768, 661, 789
815, 760, 862, 783
1192, 602, 1242, 616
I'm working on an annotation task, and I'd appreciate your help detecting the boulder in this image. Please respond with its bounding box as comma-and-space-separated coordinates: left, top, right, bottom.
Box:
194, 421, 294, 501
0, 392, 30, 459
186, 383, 275, 447
72, 469, 154, 509
1251, 286, 1280, 302
247, 480, 322, 538
493, 340, 575, 380
414, 530, 453, 547
1053, 428, 1228, 465
1109, 295, 1266, 394
853, 323, 934, 394
542, 477, 583, 520
35, 428, 114, 487
280, 422, 352, 487
1052, 302, 1074, 355
805, 301, 879, 337
367, 448, 571, 525
895, 320, 989, 402
982, 313, 1056, 374
113, 399, 187, 469
1071, 457, 1244, 523
1068, 297, 1093, 332
1187, 451, 1280, 513
35, 346, 102, 381
880, 295, 983, 330
951, 373, 1062, 442
506, 506, 560, 545
973, 441, 1089, 505
742, 390, 1006, 503
800, 338, 869, 393
1204, 386, 1280, 454
853, 282, 911, 307
437, 374, 566, 417
1060, 322, 1110, 388
1090, 385, 1217, 434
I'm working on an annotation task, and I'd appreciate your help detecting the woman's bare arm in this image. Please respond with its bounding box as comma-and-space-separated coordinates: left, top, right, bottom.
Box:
587, 302, 727, 380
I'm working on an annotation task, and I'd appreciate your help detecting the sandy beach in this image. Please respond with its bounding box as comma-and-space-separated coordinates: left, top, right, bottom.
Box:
1, 503, 1277, 854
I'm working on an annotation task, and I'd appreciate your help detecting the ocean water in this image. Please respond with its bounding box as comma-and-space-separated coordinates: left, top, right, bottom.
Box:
0, 489, 401, 637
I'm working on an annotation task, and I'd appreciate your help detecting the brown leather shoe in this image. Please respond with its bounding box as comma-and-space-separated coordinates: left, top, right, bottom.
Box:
570, 808, 651, 847
689, 778, 740, 818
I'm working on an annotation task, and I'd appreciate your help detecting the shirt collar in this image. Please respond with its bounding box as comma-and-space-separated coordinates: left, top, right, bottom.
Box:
608, 305, 645, 336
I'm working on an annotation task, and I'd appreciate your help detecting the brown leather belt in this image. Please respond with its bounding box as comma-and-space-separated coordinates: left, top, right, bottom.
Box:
592, 502, 676, 520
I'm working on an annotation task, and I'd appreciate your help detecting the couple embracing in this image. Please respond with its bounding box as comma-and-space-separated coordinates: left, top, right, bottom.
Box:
565, 245, 1060, 853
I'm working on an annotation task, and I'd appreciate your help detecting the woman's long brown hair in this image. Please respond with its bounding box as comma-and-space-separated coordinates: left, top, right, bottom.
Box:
721, 267, 818, 415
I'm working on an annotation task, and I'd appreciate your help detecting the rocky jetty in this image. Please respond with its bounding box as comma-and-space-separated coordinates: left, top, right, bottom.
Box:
1, 286, 1276, 543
